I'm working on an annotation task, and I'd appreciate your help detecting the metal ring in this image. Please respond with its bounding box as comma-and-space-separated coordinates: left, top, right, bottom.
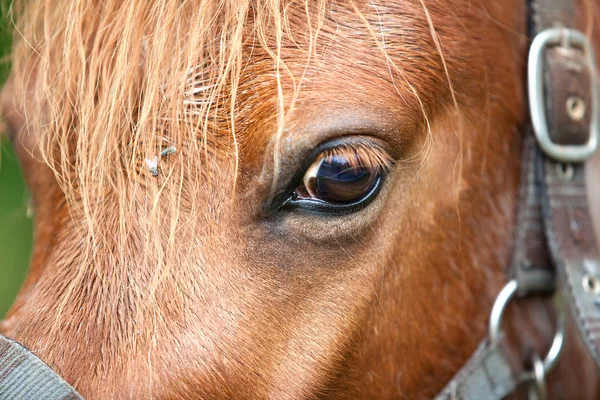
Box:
489, 280, 518, 344
544, 293, 566, 372
525, 352, 547, 400
489, 280, 565, 373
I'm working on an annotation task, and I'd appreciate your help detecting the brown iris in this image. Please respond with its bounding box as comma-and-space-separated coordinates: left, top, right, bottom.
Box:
294, 143, 392, 206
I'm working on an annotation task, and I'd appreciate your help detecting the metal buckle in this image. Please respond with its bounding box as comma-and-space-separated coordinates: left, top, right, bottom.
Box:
489, 280, 565, 373
528, 28, 599, 162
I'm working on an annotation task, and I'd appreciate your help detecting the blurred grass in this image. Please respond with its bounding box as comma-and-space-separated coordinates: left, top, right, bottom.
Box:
0, 144, 32, 318
0, 3, 32, 319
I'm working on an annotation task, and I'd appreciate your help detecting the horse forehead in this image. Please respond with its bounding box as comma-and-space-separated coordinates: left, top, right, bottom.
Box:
232, 0, 503, 111
205, 0, 521, 207
228, 7, 441, 132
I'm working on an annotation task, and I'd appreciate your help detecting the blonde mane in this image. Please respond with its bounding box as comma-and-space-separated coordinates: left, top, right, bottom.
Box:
8, 0, 458, 292
10, 0, 329, 289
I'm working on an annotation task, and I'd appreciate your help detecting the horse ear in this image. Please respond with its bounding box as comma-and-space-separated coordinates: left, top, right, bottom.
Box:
1, 77, 21, 144
1, 74, 64, 307
1, 75, 45, 163
1, 73, 59, 197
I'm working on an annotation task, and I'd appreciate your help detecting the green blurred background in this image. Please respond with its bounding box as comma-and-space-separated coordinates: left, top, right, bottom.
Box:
0, 3, 32, 319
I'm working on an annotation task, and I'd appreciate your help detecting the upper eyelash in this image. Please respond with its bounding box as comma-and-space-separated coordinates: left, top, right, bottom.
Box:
308, 143, 394, 176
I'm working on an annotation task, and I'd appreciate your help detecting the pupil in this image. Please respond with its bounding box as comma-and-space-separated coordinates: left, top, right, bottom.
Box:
315, 154, 376, 203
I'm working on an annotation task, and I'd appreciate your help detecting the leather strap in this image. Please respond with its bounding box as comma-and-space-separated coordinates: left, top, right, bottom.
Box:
529, 0, 576, 31
511, 136, 555, 296
433, 340, 517, 400
531, 0, 600, 367
541, 159, 600, 365
0, 335, 82, 399
435, 0, 600, 397
544, 47, 592, 146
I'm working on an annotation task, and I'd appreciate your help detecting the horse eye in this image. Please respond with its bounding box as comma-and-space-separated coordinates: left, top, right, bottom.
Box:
287, 143, 393, 212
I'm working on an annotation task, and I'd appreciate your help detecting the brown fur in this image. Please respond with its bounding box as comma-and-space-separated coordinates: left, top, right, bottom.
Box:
0, 0, 599, 398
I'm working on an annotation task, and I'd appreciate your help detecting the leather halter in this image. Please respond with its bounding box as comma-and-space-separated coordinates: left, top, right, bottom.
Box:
436, 0, 600, 398
1, 0, 599, 398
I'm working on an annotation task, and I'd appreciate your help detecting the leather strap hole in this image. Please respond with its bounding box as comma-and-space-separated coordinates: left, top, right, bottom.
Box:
582, 274, 600, 295
565, 95, 586, 122
555, 162, 574, 181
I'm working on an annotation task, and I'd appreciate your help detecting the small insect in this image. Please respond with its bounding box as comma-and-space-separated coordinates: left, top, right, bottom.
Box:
161, 145, 177, 157
145, 156, 159, 177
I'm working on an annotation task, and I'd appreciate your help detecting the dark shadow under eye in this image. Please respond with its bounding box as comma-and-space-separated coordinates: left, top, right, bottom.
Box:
283, 141, 393, 214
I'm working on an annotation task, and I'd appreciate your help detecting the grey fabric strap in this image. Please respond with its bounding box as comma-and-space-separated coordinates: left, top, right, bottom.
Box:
0, 334, 83, 399
433, 340, 517, 400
